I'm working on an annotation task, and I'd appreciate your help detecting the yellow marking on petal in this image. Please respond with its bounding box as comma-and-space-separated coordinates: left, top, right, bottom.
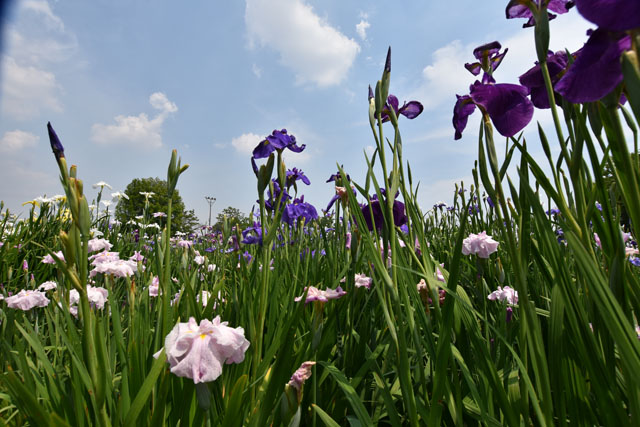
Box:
200, 334, 207, 339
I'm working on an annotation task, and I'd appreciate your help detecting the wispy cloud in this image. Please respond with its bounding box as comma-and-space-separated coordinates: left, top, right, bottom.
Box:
252, 63, 262, 78
91, 92, 177, 149
0, 130, 39, 152
245, 0, 360, 87
356, 19, 370, 41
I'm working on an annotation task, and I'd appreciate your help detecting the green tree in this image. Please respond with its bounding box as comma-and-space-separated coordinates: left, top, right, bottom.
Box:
213, 206, 250, 231
115, 177, 200, 233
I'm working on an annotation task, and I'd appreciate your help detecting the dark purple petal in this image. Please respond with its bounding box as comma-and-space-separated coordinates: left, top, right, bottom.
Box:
465, 62, 482, 76
252, 139, 275, 159
47, 122, 65, 160
555, 29, 631, 103
452, 94, 477, 140
470, 83, 534, 138
251, 157, 259, 176
384, 46, 391, 73
506, 0, 571, 26
519, 50, 568, 108
575, 0, 640, 31
368, 85, 374, 101
473, 41, 502, 61
387, 95, 399, 113
398, 101, 423, 119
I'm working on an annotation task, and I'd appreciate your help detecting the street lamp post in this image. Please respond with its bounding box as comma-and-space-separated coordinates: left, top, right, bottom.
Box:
205, 196, 216, 227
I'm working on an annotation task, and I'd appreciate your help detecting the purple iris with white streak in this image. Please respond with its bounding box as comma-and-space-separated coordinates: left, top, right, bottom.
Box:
553, 0, 638, 103
453, 41, 534, 140
506, 0, 574, 27
241, 222, 263, 245
281, 196, 318, 226
252, 129, 305, 159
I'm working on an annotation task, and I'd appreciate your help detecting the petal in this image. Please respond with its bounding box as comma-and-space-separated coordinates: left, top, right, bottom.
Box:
386, 95, 400, 112
555, 29, 631, 103
452, 94, 477, 140
470, 83, 534, 138
398, 101, 424, 120
472, 41, 502, 61
464, 62, 482, 76
575, 0, 640, 31
252, 140, 274, 159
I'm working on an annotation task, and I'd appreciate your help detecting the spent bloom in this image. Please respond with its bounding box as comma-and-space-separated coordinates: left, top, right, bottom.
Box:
287, 361, 316, 394
5, 289, 50, 310
488, 286, 519, 305
462, 231, 500, 258
154, 316, 250, 384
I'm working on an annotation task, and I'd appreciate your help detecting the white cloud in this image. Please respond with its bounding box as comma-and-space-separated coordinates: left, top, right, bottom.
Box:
245, 0, 360, 87
0, 130, 39, 152
356, 19, 370, 41
252, 63, 262, 78
412, 12, 593, 111
91, 92, 177, 149
1, 56, 63, 119
231, 132, 262, 155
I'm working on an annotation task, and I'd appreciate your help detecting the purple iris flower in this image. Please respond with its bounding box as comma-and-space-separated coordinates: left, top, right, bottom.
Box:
506, 0, 574, 27
486, 196, 495, 208
555, 29, 631, 103
361, 189, 407, 231
453, 80, 534, 140
282, 196, 318, 226
286, 168, 311, 188
252, 129, 306, 159
241, 222, 263, 245
264, 179, 290, 211
464, 41, 508, 76
574, 0, 640, 32
380, 95, 424, 123
326, 169, 350, 183
47, 122, 65, 160
630, 257, 640, 267
519, 50, 569, 109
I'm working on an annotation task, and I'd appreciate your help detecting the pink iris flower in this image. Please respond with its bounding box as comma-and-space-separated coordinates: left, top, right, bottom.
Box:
154, 316, 250, 384
5, 289, 50, 310
461, 231, 499, 258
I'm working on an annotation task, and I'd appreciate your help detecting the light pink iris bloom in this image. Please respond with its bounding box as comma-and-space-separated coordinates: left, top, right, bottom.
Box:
487, 286, 518, 305
287, 361, 316, 392
154, 316, 250, 384
5, 290, 50, 310
295, 286, 346, 304
87, 238, 113, 253
42, 251, 65, 264
461, 231, 499, 258
354, 273, 372, 289
38, 281, 58, 291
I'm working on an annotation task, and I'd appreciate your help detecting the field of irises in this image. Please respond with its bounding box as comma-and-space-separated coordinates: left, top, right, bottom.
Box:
2, 2, 640, 426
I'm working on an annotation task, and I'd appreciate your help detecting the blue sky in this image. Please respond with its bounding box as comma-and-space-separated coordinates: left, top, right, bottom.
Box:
0, 0, 593, 223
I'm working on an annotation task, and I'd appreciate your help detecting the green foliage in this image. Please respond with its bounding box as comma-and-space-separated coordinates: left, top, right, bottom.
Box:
114, 177, 199, 233
214, 206, 250, 231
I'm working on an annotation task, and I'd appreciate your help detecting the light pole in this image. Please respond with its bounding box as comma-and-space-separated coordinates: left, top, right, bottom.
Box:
205, 196, 216, 227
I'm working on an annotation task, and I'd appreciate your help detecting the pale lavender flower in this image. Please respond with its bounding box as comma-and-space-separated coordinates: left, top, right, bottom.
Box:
87, 238, 113, 253
295, 286, 347, 304
42, 251, 64, 265
154, 316, 250, 384
594, 233, 602, 249
129, 251, 144, 262
354, 273, 372, 290
22, 260, 28, 271
207, 264, 217, 272
435, 263, 446, 283
69, 285, 109, 310
149, 276, 160, 297
487, 286, 518, 305
194, 255, 205, 265
38, 281, 57, 291
5, 289, 50, 310
153, 212, 167, 218
461, 231, 499, 258
177, 239, 193, 249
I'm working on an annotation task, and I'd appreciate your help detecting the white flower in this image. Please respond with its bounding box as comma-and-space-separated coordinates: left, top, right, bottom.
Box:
487, 286, 518, 305
111, 191, 129, 200
100, 200, 112, 208
354, 273, 372, 289
42, 251, 64, 265
87, 238, 113, 253
5, 290, 50, 310
38, 281, 58, 291
93, 181, 113, 190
